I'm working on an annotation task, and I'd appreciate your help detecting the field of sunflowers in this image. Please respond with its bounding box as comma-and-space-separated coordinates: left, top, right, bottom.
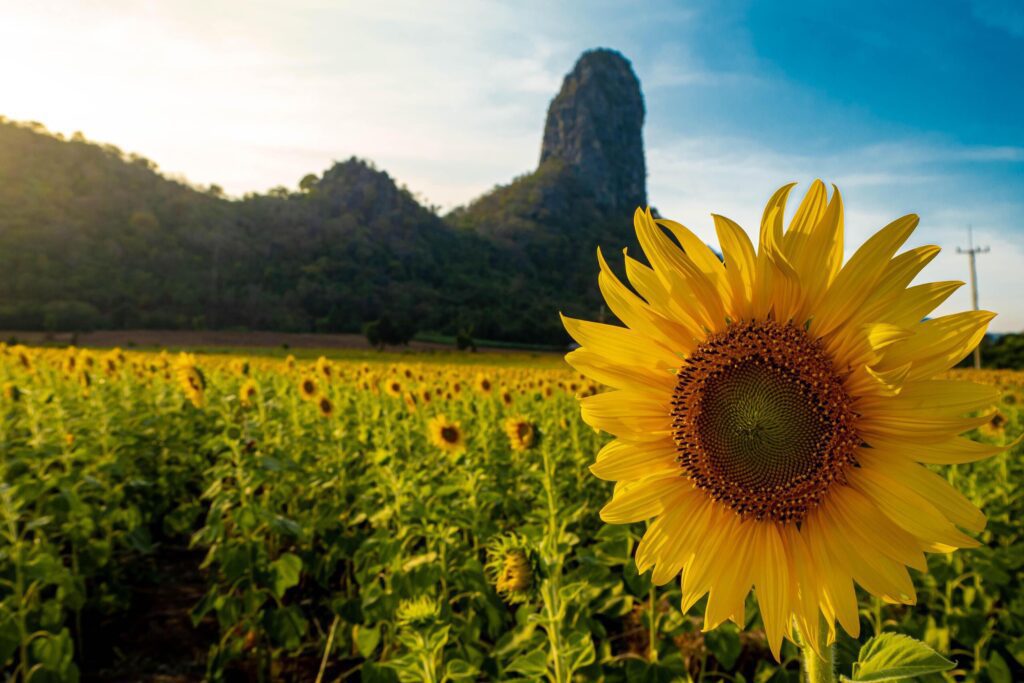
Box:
0, 343, 1021, 682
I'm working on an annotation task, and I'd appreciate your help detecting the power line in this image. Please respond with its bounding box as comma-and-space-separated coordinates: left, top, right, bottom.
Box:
956, 225, 989, 369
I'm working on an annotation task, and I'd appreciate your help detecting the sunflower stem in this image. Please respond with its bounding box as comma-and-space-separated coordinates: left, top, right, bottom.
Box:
795, 618, 837, 683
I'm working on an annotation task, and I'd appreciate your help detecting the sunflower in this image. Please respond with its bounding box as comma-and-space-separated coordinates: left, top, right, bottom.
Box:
317, 395, 334, 418
563, 181, 1004, 660
427, 414, 465, 453
239, 379, 259, 407
980, 409, 1007, 438
485, 534, 540, 604
77, 369, 92, 394
384, 377, 403, 398
62, 349, 78, 375
395, 595, 440, 627
316, 356, 332, 380
3, 382, 19, 402
298, 375, 318, 401
15, 348, 32, 372
175, 354, 206, 408
475, 373, 494, 395
504, 415, 538, 452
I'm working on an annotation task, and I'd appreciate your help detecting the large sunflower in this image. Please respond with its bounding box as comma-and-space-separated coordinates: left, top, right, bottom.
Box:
563, 181, 1003, 659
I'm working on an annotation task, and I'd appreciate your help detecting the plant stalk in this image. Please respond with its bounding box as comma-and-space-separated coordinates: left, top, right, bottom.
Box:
796, 618, 837, 683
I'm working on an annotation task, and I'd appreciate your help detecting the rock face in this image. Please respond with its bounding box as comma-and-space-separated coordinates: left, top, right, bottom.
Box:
539, 48, 646, 213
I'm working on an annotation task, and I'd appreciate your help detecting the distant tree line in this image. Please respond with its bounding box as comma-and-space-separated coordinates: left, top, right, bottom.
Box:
966, 333, 1024, 370
0, 119, 637, 345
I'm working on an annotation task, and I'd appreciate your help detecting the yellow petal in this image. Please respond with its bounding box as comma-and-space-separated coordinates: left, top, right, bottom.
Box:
752, 523, 793, 661
703, 518, 756, 629
857, 449, 986, 533
623, 252, 706, 339
857, 379, 1000, 417
589, 438, 679, 481
810, 214, 919, 337
712, 213, 756, 319
600, 474, 687, 524
848, 467, 980, 551
864, 433, 1014, 465
784, 181, 844, 313
633, 208, 726, 331
885, 281, 963, 329
579, 389, 673, 440
638, 490, 709, 584
597, 247, 698, 353
875, 311, 996, 381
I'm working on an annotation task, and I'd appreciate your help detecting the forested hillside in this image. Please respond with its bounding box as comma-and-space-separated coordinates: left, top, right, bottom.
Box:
0, 49, 645, 344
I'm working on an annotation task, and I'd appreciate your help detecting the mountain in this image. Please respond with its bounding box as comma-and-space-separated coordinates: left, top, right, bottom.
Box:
0, 48, 647, 345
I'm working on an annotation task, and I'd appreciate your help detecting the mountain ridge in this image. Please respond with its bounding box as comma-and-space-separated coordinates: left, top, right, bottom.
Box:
0, 48, 646, 344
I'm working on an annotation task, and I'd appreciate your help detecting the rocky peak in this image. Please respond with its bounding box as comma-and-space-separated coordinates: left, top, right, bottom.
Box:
539, 48, 646, 214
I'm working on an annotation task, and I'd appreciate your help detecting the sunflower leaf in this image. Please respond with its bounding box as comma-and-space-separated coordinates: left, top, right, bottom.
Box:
848, 632, 955, 681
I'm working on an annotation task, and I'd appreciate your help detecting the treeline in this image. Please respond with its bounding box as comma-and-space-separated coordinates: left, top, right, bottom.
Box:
0, 119, 633, 345
974, 334, 1024, 370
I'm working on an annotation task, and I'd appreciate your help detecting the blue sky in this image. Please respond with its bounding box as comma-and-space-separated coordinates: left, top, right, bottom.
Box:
2, 0, 1023, 329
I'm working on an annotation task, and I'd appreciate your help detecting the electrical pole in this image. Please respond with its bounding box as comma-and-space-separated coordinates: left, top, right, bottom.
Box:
956, 225, 989, 369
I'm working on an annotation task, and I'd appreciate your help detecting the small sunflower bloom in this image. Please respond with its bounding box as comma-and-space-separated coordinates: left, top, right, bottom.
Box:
175, 354, 206, 408
503, 416, 538, 452
298, 375, 319, 401
475, 373, 494, 395
486, 534, 540, 604
980, 409, 1008, 438
384, 377, 403, 398
316, 356, 332, 380
564, 181, 1004, 659
395, 595, 440, 627
427, 415, 465, 454
317, 396, 334, 418
239, 379, 259, 407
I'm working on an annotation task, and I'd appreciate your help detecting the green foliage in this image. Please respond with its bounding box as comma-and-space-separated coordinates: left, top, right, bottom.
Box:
976, 334, 1024, 370
1, 347, 1022, 681
846, 633, 954, 681
365, 316, 417, 350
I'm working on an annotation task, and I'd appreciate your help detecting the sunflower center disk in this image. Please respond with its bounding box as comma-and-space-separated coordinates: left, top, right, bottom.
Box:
672, 320, 860, 523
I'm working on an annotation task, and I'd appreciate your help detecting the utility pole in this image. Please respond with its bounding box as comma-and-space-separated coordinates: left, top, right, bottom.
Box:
957, 225, 989, 369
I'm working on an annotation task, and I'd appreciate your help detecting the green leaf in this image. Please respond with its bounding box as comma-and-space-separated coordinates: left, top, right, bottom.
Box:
507, 647, 549, 678
444, 658, 479, 680
264, 605, 308, 650
987, 651, 1011, 683
269, 553, 303, 598
850, 633, 955, 682
354, 623, 381, 658
1008, 637, 1024, 667
362, 661, 400, 683
401, 552, 437, 572
705, 623, 742, 669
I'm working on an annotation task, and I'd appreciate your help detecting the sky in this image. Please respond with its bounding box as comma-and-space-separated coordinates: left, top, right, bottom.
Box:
2, 0, 1023, 330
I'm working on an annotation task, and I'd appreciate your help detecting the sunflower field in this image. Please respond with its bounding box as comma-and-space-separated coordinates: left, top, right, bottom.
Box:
0, 343, 1021, 682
